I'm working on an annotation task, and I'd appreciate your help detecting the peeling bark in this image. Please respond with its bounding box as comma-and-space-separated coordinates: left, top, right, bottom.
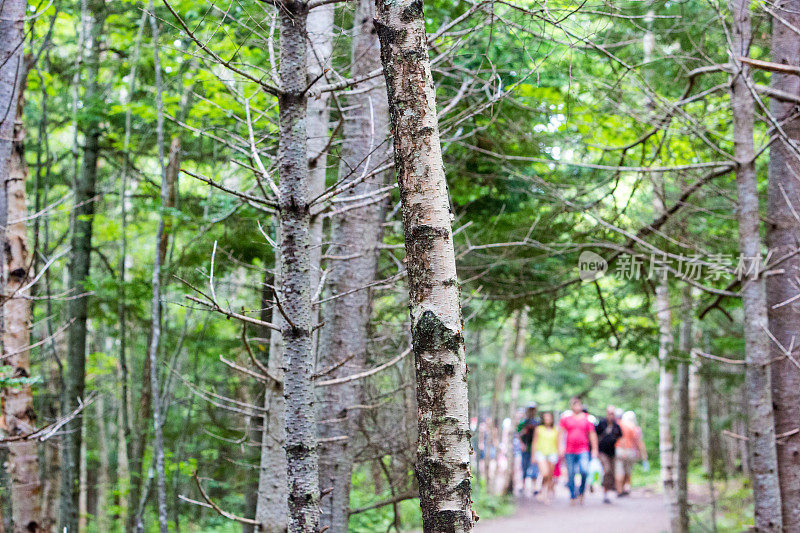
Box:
765, 1, 800, 528
375, 1, 474, 529
729, 0, 783, 528
1, 63, 43, 533
316, 0, 390, 528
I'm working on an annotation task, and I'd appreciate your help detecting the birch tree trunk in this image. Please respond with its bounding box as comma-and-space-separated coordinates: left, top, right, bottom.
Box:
729, 0, 783, 528
655, 281, 676, 512
316, 0, 390, 528
144, 6, 170, 531
765, 1, 800, 528
306, 2, 333, 310
276, 1, 320, 530
60, 1, 105, 529
2, 66, 44, 533
643, 7, 677, 519
375, 1, 474, 529
674, 286, 691, 533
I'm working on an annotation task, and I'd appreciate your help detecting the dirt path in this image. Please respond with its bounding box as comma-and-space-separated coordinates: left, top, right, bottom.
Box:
475, 487, 669, 533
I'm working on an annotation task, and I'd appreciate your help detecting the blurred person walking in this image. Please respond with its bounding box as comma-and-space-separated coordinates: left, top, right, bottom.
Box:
595, 405, 623, 503
559, 397, 599, 504
517, 403, 540, 496
616, 410, 649, 496
533, 411, 559, 504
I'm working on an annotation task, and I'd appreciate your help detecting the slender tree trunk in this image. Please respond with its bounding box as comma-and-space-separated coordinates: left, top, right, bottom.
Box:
275, 1, 319, 530
121, 13, 147, 532
375, 2, 474, 530
765, 1, 800, 528
60, 1, 105, 529
256, 267, 287, 532
2, 63, 44, 533
316, 0, 390, 528
490, 311, 517, 424
643, 6, 677, 518
306, 2, 333, 351
674, 286, 691, 533
728, 1, 783, 528
701, 365, 718, 533
655, 281, 676, 511
145, 6, 170, 531
507, 309, 528, 418
78, 423, 87, 532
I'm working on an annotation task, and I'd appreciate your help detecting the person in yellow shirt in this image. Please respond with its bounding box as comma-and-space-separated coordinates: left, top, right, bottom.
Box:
533, 411, 559, 504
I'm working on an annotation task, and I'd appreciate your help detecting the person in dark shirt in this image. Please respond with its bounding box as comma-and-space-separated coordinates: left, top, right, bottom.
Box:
516, 403, 540, 496
595, 405, 623, 503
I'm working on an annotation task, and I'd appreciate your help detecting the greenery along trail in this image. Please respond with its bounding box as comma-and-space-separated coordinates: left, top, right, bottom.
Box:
475, 489, 669, 533
2, 0, 800, 530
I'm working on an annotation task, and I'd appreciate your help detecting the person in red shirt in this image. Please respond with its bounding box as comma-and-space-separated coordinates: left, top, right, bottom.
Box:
558, 396, 599, 504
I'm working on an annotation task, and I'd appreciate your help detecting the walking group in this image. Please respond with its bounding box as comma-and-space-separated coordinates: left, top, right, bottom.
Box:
510, 396, 649, 504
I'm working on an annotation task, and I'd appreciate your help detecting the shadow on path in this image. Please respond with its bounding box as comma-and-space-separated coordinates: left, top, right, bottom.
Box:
475, 487, 669, 533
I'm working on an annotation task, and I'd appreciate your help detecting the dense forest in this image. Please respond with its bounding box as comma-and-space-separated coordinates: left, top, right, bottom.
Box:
0, 0, 799, 531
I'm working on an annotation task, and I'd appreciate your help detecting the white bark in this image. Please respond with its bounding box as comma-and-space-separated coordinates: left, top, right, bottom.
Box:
728, 0, 783, 528
375, 1, 474, 529
316, 0, 390, 528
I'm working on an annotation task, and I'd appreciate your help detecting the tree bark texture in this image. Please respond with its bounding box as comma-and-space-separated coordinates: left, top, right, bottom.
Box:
277, 2, 320, 531
730, 0, 783, 528
256, 268, 287, 532
0, 0, 27, 275
765, 1, 800, 529
375, 1, 474, 530
316, 0, 390, 528
1, 66, 44, 533
60, 1, 105, 530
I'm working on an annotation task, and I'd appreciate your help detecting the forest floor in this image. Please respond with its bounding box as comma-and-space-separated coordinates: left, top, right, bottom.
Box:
474, 486, 669, 533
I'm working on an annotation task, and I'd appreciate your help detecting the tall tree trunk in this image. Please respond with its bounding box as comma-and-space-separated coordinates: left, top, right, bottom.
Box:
256, 5, 330, 524
729, 0, 783, 528
95, 396, 110, 532
507, 309, 528, 418
490, 311, 517, 425
375, 1, 474, 530
765, 1, 800, 528
306, 1, 333, 346
256, 260, 287, 532
120, 12, 147, 532
276, 1, 319, 530
78, 423, 87, 532
644, 6, 677, 518
144, 6, 170, 531
60, 1, 105, 529
674, 286, 691, 533
2, 62, 44, 533
316, 0, 390, 528
655, 281, 676, 512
